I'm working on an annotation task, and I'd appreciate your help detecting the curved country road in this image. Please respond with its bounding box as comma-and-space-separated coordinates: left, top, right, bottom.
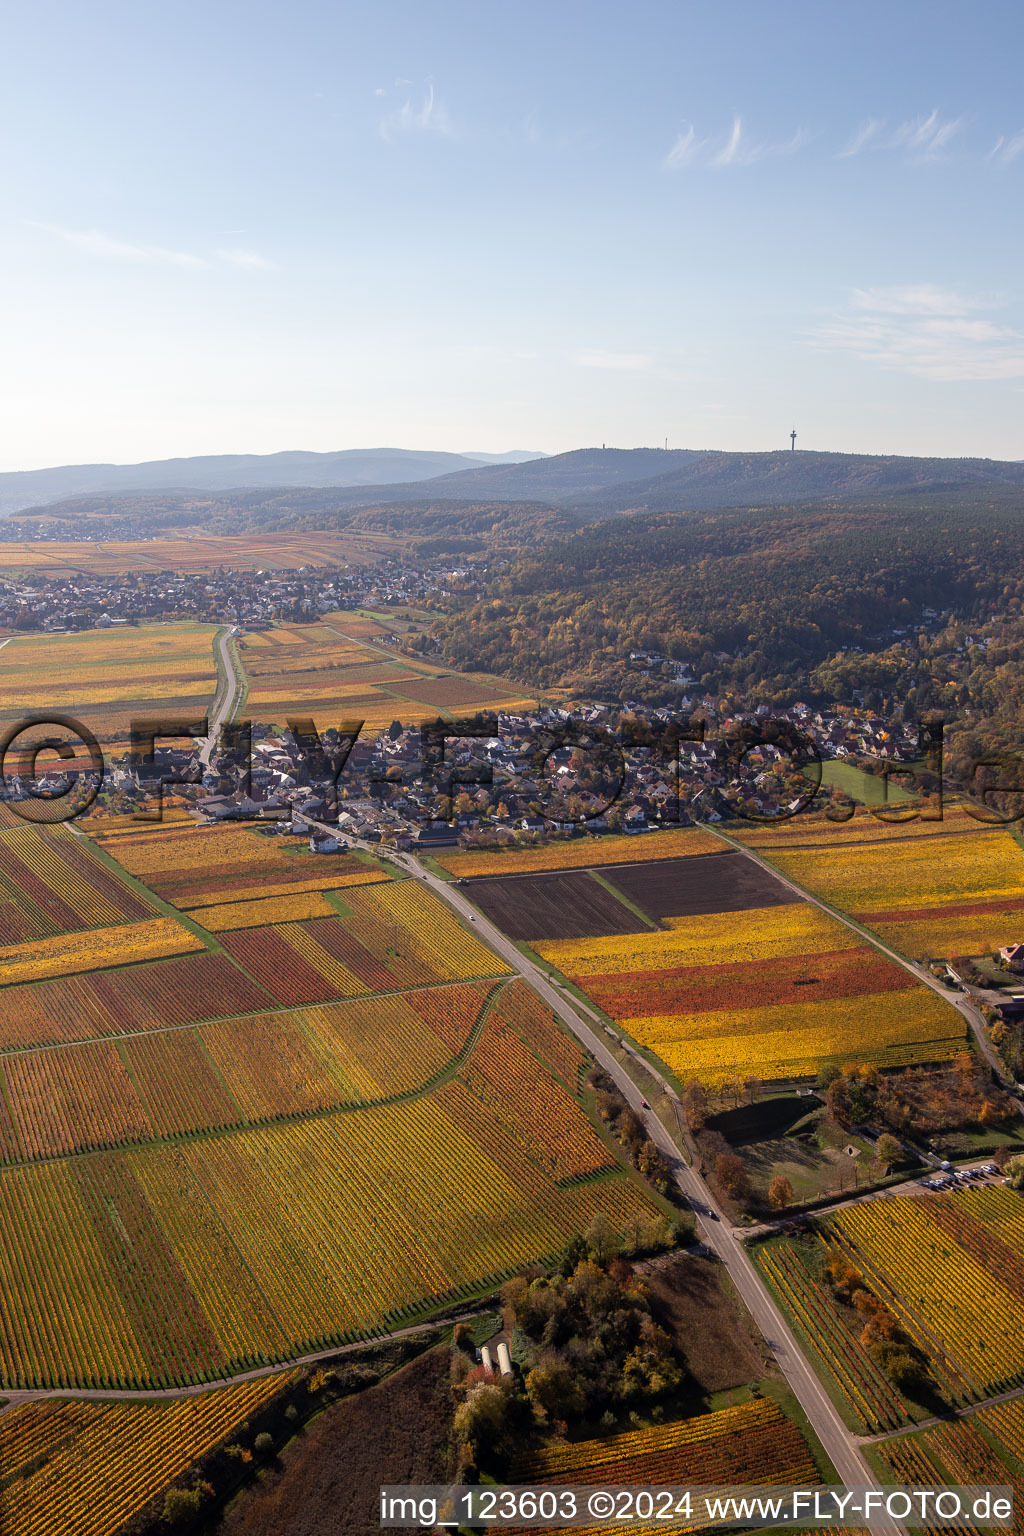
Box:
304, 820, 905, 1528
199, 625, 244, 767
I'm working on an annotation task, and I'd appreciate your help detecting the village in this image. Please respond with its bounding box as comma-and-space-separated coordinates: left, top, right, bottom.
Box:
116, 694, 928, 851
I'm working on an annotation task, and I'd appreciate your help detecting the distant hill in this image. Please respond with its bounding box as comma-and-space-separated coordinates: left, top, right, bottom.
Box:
9, 445, 1024, 537
0, 446, 546, 518
553, 448, 1024, 516
0, 485, 578, 556
302, 446, 1024, 514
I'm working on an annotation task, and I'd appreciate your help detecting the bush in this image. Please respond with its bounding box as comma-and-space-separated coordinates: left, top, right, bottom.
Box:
871, 1341, 932, 1395
452, 1321, 476, 1353
254, 1431, 274, 1458
162, 1482, 213, 1526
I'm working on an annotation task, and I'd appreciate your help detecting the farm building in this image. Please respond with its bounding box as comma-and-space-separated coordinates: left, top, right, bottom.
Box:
999, 943, 1024, 974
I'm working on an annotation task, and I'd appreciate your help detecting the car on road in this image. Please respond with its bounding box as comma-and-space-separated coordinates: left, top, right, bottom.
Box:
640, 1099, 649, 1109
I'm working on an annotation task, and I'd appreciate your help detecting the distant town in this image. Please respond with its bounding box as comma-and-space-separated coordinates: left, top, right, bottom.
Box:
0, 556, 935, 842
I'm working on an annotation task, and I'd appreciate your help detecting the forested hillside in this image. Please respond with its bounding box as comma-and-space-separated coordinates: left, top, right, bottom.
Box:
424, 488, 1024, 775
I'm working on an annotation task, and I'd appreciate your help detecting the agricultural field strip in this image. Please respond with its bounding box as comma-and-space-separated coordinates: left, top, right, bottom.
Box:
0, 1080, 650, 1390
237, 621, 540, 726
510, 1399, 822, 1536
738, 827, 999, 852
0, 965, 629, 1393
317, 621, 534, 700
874, 1419, 1024, 1523
0, 533, 396, 576
461, 853, 732, 883
0, 917, 208, 987
0, 970, 514, 1056
534, 901, 961, 1084
828, 1192, 1024, 1399
438, 827, 724, 878
703, 823, 994, 1083
0, 977, 516, 1167
0, 1374, 299, 1529
756, 1244, 907, 1434
858, 1379, 1024, 1446
242, 621, 433, 684
750, 826, 1024, 974
0, 1305, 487, 1404
766, 831, 1024, 918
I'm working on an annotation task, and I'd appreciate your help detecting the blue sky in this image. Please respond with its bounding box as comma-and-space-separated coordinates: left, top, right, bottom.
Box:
2, 0, 1023, 468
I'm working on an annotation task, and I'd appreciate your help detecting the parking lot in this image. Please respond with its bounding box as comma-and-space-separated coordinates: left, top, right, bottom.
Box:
919, 1161, 1003, 1191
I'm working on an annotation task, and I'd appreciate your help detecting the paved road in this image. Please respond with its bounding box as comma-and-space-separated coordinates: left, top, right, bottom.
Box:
199, 625, 243, 767
710, 826, 1020, 1099
307, 823, 900, 1519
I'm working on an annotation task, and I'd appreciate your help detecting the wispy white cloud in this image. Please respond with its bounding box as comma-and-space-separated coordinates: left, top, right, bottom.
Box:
837, 110, 963, 161
30, 221, 209, 268
29, 222, 277, 273
814, 285, 1024, 382
663, 125, 703, 170
990, 130, 1024, 164
709, 117, 745, 168
838, 118, 885, 157
837, 111, 1024, 165
379, 81, 454, 142
574, 349, 652, 372
889, 108, 962, 159
670, 110, 1022, 171
663, 115, 806, 171
850, 284, 999, 316
214, 247, 279, 271
520, 111, 543, 148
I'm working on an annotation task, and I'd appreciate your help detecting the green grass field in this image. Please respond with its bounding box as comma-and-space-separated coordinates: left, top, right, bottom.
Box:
807, 759, 914, 805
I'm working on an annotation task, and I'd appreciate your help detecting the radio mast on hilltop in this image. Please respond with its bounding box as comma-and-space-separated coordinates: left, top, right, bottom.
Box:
790, 428, 797, 452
